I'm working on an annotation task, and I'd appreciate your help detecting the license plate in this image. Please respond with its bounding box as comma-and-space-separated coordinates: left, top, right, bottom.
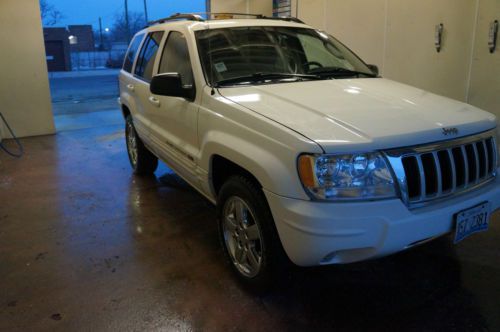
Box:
454, 202, 491, 244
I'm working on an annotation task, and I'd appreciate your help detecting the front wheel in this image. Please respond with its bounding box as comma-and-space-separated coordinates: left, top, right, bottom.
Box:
125, 115, 158, 175
217, 176, 289, 290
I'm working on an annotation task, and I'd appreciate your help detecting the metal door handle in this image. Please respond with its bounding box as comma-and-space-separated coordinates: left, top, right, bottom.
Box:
126, 84, 135, 92
148, 96, 160, 107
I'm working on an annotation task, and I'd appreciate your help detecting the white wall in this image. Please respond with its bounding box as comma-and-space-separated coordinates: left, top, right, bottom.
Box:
295, 0, 384, 70
210, 0, 272, 16
211, 0, 248, 13
249, 0, 273, 16
468, 0, 500, 116
293, 0, 500, 117
384, 0, 476, 101
0, 0, 55, 139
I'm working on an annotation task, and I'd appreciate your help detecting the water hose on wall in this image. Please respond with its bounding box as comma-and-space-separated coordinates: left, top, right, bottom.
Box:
0, 112, 23, 158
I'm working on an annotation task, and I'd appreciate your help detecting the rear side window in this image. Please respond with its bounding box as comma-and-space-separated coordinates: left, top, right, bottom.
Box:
134, 31, 165, 81
123, 34, 144, 73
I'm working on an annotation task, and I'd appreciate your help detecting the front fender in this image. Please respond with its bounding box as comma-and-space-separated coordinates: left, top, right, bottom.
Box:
197, 93, 322, 199
202, 132, 308, 198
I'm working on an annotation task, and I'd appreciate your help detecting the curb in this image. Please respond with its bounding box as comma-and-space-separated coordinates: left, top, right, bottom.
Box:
48, 69, 120, 79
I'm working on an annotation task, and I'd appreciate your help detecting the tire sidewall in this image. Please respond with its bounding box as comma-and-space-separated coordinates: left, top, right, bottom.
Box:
124, 115, 158, 175
125, 116, 138, 172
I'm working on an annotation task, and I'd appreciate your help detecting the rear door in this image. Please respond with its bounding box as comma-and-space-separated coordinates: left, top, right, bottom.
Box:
131, 31, 165, 143
121, 31, 164, 144
119, 33, 149, 137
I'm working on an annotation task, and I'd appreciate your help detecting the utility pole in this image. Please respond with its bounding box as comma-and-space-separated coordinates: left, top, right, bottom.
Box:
98, 17, 104, 51
143, 0, 149, 23
124, 0, 130, 43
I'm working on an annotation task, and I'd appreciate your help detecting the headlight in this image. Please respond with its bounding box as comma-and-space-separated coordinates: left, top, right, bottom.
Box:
298, 153, 397, 201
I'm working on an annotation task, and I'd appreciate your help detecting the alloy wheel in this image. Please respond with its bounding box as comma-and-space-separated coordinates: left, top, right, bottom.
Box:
126, 122, 138, 167
222, 196, 263, 278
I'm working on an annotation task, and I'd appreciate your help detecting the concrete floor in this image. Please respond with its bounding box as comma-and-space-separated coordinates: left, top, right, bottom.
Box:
1, 116, 500, 331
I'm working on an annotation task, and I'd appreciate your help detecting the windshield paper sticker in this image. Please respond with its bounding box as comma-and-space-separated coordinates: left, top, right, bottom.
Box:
214, 62, 227, 73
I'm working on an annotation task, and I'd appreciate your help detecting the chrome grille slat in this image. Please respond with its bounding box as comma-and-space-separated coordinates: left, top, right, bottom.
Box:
447, 149, 457, 191
385, 130, 497, 208
461, 145, 469, 189
482, 140, 489, 178
416, 155, 426, 201
472, 143, 480, 183
494, 138, 498, 171
432, 151, 443, 196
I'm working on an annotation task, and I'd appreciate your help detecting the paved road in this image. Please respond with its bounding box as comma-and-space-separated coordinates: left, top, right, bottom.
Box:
49, 71, 120, 115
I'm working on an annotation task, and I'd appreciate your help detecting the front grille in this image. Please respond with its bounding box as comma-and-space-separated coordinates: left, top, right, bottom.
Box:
385, 130, 497, 207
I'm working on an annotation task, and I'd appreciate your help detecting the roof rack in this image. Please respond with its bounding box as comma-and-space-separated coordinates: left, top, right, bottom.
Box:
207, 13, 265, 19
262, 16, 304, 24
147, 12, 304, 26
147, 13, 205, 26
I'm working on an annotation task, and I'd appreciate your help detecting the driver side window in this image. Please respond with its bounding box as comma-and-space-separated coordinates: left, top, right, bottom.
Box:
298, 34, 353, 70
158, 31, 194, 86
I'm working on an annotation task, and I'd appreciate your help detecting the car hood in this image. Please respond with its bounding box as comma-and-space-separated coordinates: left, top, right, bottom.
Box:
218, 78, 497, 153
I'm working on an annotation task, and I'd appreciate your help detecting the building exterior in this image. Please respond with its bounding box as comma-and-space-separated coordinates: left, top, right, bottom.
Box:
68, 25, 95, 52
43, 27, 72, 72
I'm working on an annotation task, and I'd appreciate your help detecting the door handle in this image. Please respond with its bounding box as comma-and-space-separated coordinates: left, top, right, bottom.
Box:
126, 84, 135, 92
148, 96, 161, 107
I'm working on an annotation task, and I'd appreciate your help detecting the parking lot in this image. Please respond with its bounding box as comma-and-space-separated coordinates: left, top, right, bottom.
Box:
49, 69, 123, 132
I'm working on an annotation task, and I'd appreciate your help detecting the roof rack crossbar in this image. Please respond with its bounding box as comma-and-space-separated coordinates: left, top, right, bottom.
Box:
147, 12, 305, 27
148, 13, 205, 26
262, 16, 304, 24
206, 12, 265, 18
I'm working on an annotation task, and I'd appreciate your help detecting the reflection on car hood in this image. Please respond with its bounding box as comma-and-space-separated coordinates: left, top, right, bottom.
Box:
218, 78, 497, 153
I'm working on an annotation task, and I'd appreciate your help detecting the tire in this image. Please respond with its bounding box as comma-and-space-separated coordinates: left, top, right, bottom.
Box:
217, 175, 290, 291
125, 115, 158, 175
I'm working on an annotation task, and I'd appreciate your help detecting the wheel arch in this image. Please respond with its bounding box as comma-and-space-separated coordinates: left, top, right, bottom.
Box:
210, 154, 263, 197
201, 134, 309, 200
121, 104, 131, 119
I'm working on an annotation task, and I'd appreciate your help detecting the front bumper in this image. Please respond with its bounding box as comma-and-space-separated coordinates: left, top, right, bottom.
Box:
264, 172, 500, 266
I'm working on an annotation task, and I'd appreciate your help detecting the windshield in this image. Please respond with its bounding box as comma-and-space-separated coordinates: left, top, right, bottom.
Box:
195, 26, 376, 86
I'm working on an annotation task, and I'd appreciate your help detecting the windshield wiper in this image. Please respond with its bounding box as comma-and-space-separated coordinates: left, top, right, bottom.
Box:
311, 67, 377, 78
214, 72, 320, 87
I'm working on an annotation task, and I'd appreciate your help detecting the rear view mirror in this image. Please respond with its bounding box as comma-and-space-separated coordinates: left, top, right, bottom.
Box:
367, 64, 379, 76
150, 73, 195, 100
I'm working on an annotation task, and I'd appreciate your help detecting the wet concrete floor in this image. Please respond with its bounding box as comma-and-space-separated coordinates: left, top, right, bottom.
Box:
1, 121, 500, 331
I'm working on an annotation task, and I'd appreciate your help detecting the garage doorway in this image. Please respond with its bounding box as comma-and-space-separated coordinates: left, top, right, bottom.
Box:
41, 0, 206, 132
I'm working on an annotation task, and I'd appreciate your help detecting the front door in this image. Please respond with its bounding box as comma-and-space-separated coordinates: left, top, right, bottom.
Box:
147, 31, 199, 184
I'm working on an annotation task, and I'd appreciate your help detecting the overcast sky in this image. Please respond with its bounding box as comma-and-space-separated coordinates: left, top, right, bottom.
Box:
46, 0, 206, 30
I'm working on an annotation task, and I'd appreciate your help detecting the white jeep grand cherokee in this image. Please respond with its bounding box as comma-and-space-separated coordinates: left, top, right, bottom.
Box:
119, 13, 499, 287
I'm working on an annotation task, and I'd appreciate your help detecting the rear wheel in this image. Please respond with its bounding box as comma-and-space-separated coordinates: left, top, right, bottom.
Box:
125, 115, 158, 175
217, 176, 289, 290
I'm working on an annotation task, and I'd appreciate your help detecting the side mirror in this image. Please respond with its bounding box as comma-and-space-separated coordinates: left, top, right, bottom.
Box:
367, 64, 379, 76
150, 73, 195, 100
